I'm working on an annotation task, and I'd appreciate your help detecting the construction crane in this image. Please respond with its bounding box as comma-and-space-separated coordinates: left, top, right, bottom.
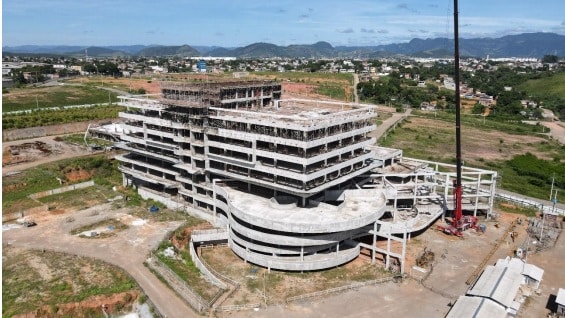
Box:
437, 0, 477, 237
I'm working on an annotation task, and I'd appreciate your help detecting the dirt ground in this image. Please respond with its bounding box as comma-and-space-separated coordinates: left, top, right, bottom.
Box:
2, 203, 196, 318
2, 135, 94, 176
3, 180, 561, 318
2, 246, 140, 317
380, 116, 556, 165
222, 211, 562, 318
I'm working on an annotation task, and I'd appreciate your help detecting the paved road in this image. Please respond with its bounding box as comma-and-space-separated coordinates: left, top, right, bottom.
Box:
3, 204, 197, 318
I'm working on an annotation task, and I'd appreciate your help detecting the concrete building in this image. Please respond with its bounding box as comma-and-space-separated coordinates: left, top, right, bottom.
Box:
114, 80, 497, 271
557, 288, 565, 316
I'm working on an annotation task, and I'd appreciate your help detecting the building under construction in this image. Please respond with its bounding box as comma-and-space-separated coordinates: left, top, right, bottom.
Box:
115, 80, 497, 271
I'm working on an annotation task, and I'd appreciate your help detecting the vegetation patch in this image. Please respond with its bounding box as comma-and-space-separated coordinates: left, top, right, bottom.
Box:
55, 134, 115, 148
2, 155, 122, 214
2, 247, 137, 317
494, 200, 538, 217
379, 116, 564, 201
155, 239, 221, 301
1, 85, 119, 112
70, 218, 129, 238
2, 105, 123, 130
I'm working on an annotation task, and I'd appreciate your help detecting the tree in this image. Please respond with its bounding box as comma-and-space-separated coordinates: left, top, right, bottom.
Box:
542, 55, 558, 64
471, 102, 486, 115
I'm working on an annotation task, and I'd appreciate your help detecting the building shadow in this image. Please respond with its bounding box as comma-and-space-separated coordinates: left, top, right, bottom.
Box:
546, 294, 557, 313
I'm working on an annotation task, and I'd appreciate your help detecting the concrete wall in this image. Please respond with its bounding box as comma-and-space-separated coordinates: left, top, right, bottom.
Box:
28, 180, 95, 199
2, 205, 48, 222
230, 240, 360, 271
189, 241, 228, 289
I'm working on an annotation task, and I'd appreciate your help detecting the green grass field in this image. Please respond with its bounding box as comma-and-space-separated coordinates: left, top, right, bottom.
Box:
2, 84, 118, 112
253, 71, 353, 84
518, 72, 565, 99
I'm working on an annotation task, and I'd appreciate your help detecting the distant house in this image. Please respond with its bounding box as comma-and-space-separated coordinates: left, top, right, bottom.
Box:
197, 60, 207, 73
443, 77, 456, 90
420, 102, 436, 111
479, 94, 495, 107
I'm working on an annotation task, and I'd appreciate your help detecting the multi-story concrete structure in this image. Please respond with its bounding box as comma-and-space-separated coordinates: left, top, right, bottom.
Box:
115, 80, 497, 272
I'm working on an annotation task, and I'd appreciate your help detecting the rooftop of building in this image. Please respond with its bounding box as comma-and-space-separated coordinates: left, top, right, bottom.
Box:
446, 296, 507, 318
160, 80, 280, 92
467, 265, 523, 309
209, 98, 376, 127
220, 184, 387, 233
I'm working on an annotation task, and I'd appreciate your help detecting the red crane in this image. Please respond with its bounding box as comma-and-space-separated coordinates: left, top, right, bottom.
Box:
437, 0, 477, 237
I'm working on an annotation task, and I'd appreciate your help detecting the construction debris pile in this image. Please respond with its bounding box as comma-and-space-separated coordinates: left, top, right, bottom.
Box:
525, 214, 562, 253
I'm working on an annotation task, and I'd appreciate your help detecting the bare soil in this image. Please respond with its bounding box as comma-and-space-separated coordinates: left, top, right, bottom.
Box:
2, 136, 92, 176
221, 211, 545, 318
385, 116, 552, 166
2, 246, 139, 318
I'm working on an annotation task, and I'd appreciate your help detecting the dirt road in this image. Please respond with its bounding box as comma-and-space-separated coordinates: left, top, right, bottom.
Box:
369, 107, 412, 142
3, 204, 198, 318
542, 121, 565, 144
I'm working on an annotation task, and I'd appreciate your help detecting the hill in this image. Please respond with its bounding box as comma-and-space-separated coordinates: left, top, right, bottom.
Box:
70, 46, 129, 57
135, 45, 200, 57
3, 32, 565, 58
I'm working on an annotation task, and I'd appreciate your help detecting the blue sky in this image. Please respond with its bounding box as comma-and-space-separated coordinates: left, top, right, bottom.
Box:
3, 0, 565, 47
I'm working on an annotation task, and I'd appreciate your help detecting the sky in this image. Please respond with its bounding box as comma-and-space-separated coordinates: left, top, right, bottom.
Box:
3, 0, 565, 47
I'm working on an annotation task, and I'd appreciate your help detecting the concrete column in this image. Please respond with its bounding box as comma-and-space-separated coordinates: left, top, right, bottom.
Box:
336, 242, 340, 255
252, 140, 257, 164
474, 173, 482, 217
372, 222, 377, 264
401, 230, 407, 274
385, 229, 391, 270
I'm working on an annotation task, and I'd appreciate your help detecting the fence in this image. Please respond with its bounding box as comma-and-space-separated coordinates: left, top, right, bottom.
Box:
189, 240, 228, 289
496, 192, 565, 216
286, 275, 399, 303
147, 252, 211, 313
213, 303, 261, 312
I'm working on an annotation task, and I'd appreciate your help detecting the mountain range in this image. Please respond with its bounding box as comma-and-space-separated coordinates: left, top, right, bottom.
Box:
3, 32, 565, 59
